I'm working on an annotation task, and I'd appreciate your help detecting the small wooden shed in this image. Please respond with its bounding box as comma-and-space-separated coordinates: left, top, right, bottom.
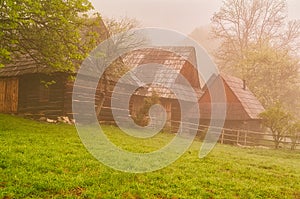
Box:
0, 62, 117, 121
199, 73, 265, 132
0, 57, 72, 118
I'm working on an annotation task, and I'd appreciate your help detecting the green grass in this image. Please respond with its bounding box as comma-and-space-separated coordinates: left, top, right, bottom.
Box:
0, 114, 300, 198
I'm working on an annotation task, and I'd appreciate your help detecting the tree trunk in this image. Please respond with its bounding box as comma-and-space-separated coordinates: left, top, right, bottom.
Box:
96, 92, 105, 117
291, 143, 296, 150
274, 140, 280, 149
291, 136, 297, 150
96, 74, 108, 118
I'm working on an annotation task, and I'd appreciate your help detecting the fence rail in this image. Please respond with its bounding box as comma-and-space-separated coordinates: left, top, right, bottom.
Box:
177, 121, 300, 150
112, 116, 300, 150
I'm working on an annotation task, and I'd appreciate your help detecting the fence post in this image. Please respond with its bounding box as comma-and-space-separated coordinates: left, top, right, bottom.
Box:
244, 131, 247, 146
237, 130, 240, 145
221, 129, 224, 144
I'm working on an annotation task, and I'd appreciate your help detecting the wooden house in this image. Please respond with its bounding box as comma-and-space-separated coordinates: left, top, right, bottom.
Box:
0, 17, 110, 119
198, 73, 265, 143
0, 57, 125, 121
121, 47, 265, 134
121, 46, 202, 131
0, 56, 68, 118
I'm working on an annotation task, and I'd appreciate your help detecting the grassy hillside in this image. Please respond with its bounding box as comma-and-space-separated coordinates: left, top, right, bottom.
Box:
0, 114, 300, 198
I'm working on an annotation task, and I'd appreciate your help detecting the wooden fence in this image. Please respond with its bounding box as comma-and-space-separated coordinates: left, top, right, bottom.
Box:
109, 116, 300, 150
170, 120, 300, 150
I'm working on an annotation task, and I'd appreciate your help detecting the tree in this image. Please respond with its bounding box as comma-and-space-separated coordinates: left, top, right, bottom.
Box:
94, 17, 144, 117
188, 25, 221, 57
233, 43, 299, 107
289, 121, 300, 150
259, 103, 293, 149
132, 91, 160, 127
0, 0, 100, 71
211, 0, 300, 109
212, 0, 300, 68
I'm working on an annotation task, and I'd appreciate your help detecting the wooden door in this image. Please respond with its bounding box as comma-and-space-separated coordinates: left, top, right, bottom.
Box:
0, 78, 18, 113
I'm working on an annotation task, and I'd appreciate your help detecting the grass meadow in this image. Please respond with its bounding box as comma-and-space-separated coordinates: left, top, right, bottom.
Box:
0, 114, 300, 198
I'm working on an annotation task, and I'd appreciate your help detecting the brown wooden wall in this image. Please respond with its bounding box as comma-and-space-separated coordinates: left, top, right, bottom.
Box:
176, 61, 201, 89
0, 78, 18, 113
199, 78, 249, 120
18, 73, 67, 119
66, 77, 122, 123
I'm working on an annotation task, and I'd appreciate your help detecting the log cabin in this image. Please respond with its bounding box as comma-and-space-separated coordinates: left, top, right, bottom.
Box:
0, 16, 111, 120
0, 56, 69, 118
122, 46, 202, 132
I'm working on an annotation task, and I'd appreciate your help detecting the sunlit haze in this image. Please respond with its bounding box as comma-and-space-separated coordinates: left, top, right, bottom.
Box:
90, 0, 300, 34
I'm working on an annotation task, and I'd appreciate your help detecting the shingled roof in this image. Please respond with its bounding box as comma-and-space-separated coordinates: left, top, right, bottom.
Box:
0, 54, 58, 77
220, 73, 265, 119
122, 46, 197, 69
122, 46, 202, 101
0, 17, 110, 78
198, 73, 265, 120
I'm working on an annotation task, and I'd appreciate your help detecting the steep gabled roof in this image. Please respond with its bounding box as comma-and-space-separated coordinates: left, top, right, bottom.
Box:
121, 46, 202, 101
221, 73, 265, 119
199, 73, 265, 120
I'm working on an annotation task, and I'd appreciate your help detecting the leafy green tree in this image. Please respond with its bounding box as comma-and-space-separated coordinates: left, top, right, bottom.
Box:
233, 43, 299, 108
211, 0, 300, 109
259, 103, 293, 149
0, 0, 99, 70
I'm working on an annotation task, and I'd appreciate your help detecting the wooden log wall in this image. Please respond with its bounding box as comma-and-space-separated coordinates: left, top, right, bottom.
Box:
0, 77, 18, 113
18, 73, 66, 119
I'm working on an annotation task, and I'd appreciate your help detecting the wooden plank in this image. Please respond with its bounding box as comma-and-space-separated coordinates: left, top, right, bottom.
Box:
0, 79, 5, 112
10, 78, 18, 112
244, 131, 248, 146
221, 130, 224, 144
0, 78, 18, 113
237, 130, 240, 145
6, 78, 13, 112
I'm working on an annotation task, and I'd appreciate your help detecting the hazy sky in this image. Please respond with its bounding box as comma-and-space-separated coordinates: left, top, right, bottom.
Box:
89, 0, 300, 35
